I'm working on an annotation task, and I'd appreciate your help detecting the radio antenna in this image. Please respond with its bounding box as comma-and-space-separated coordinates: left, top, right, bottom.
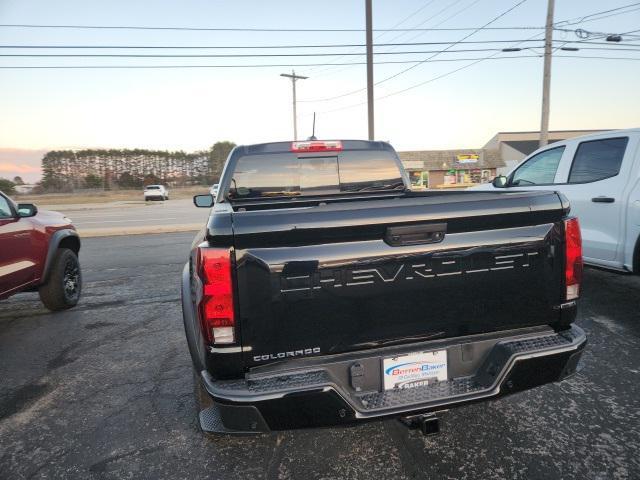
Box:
308, 112, 317, 140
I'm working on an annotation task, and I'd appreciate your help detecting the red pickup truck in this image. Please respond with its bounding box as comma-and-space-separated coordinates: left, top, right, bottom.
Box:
0, 190, 81, 310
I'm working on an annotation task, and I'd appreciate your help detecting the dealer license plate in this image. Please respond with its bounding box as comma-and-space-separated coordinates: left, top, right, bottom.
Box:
382, 349, 448, 390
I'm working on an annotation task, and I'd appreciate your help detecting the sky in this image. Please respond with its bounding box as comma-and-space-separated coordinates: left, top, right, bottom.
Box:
0, 0, 639, 181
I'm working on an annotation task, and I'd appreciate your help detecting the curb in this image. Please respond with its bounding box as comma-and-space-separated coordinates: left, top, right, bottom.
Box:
78, 223, 202, 238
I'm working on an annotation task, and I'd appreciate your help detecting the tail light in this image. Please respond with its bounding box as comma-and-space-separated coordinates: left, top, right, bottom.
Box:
291, 140, 343, 152
197, 248, 235, 344
564, 218, 583, 301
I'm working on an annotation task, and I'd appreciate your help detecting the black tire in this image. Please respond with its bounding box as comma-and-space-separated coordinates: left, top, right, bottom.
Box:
39, 248, 82, 311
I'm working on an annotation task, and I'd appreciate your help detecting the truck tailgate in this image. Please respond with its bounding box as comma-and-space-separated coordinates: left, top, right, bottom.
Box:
229, 191, 567, 368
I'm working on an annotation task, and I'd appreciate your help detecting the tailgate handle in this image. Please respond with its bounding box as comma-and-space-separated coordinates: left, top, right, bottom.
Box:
385, 223, 447, 246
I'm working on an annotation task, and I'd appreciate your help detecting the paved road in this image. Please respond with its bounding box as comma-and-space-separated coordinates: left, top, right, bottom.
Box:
1, 233, 639, 479
44, 199, 209, 235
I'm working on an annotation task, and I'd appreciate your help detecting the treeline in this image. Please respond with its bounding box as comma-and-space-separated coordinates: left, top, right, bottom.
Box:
41, 141, 235, 192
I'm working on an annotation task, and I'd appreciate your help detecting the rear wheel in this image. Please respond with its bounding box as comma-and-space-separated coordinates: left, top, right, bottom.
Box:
39, 248, 82, 311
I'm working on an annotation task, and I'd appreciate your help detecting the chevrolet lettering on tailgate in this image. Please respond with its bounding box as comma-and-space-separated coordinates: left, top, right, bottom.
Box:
280, 251, 539, 293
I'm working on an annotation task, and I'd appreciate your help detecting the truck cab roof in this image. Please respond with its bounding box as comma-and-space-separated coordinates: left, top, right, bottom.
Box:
233, 140, 396, 156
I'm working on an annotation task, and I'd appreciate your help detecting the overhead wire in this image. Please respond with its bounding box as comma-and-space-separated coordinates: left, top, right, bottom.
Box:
0, 39, 634, 50
299, 0, 531, 103
309, 0, 484, 78
4, 42, 640, 58
0, 47, 542, 58
0, 39, 567, 49
554, 2, 640, 27
305, 17, 640, 116
0, 54, 638, 69
303, 0, 439, 75
0, 24, 545, 33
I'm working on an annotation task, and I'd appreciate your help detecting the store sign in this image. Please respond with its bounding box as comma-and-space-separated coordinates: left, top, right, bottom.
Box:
455, 154, 479, 164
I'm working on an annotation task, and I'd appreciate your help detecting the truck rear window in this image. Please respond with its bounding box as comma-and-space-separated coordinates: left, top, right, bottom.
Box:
228, 151, 404, 199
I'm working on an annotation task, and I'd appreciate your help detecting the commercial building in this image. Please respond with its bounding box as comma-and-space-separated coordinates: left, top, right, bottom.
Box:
398, 149, 502, 189
399, 129, 608, 189
484, 129, 608, 174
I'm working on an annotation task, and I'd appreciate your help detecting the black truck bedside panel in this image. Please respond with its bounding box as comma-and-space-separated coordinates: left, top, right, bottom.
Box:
182, 139, 585, 433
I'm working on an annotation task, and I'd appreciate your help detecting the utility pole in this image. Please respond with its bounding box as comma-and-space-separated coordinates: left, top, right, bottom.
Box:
365, 0, 374, 140
280, 70, 308, 141
539, 0, 555, 147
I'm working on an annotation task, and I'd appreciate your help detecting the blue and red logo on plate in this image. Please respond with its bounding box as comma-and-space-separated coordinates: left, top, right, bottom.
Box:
385, 361, 447, 377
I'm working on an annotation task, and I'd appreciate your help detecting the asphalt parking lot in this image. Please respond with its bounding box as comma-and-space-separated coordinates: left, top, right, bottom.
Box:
1, 232, 639, 480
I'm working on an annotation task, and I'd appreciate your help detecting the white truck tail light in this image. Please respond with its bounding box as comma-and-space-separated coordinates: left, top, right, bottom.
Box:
197, 248, 235, 344
564, 218, 583, 301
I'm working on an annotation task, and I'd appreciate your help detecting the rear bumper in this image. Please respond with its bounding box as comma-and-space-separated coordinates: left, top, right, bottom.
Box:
199, 324, 586, 433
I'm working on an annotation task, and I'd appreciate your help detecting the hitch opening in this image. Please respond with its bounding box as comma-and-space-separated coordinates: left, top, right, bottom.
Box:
399, 413, 443, 436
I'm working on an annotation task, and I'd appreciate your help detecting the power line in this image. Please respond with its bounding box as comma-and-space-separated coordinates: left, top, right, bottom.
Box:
552, 28, 640, 53
387, 0, 440, 30
300, 0, 531, 103
1, 55, 637, 69
386, 0, 483, 47
298, 5, 640, 116
554, 2, 640, 26
0, 48, 538, 58
303, 0, 440, 75
549, 4, 640, 53
556, 26, 640, 40
311, 0, 483, 78
383, 0, 469, 45
5, 43, 640, 58
0, 2, 632, 37
376, 34, 638, 103
577, 1, 640, 20
576, 5, 640, 23
307, 2, 640, 83
300, 1, 639, 104
0, 23, 546, 32
306, 54, 640, 116
566, 46, 640, 52
307, 21, 640, 115
0, 39, 566, 49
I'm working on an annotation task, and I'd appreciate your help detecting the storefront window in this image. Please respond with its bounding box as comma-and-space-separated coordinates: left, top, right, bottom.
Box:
441, 169, 494, 185
444, 170, 456, 185
408, 171, 429, 188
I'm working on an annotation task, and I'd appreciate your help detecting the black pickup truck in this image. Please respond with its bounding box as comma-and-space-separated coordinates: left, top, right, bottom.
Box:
182, 139, 586, 435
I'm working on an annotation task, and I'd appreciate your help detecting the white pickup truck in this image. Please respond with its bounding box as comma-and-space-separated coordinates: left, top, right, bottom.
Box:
472, 128, 640, 273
